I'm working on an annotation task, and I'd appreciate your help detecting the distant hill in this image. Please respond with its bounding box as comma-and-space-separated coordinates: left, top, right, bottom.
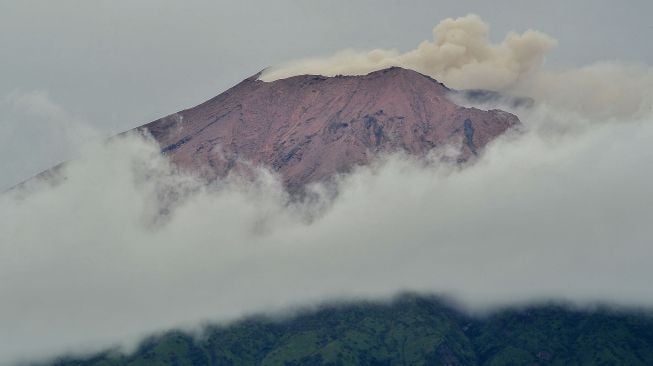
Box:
45, 295, 653, 366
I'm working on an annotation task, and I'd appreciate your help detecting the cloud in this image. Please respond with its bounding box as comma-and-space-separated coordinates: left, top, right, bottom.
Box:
0, 91, 99, 190
513, 62, 653, 120
260, 14, 558, 91
2, 87, 653, 364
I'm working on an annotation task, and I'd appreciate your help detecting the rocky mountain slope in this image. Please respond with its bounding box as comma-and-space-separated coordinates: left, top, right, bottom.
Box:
141, 67, 519, 190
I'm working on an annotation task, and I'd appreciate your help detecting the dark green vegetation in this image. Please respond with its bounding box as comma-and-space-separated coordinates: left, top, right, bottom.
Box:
45, 295, 653, 366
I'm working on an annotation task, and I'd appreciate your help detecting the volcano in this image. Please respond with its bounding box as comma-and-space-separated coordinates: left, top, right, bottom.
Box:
140, 67, 519, 190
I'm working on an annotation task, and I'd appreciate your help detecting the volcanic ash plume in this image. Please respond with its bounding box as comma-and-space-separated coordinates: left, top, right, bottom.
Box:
260, 14, 557, 91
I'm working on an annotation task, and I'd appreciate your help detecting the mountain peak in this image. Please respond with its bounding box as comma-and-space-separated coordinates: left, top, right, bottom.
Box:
141, 68, 519, 190
258, 66, 450, 92
365, 65, 441, 80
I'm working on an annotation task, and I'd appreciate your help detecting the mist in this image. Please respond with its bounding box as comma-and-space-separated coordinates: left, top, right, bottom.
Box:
3, 12, 653, 366
2, 78, 653, 365
0, 91, 100, 190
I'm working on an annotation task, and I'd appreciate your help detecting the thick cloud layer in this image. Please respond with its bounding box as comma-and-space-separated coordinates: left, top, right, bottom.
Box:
261, 14, 558, 90
2, 70, 653, 364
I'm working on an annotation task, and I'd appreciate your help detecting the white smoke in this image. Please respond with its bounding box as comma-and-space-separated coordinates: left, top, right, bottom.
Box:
3, 93, 653, 364
261, 14, 653, 122
260, 14, 558, 91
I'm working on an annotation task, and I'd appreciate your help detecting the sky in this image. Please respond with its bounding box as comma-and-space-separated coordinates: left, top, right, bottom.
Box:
2, 1, 653, 365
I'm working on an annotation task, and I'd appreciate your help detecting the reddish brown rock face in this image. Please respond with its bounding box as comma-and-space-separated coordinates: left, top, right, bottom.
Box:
141, 67, 519, 190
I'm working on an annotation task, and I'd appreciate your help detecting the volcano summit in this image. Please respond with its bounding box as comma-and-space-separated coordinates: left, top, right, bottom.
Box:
141, 67, 519, 190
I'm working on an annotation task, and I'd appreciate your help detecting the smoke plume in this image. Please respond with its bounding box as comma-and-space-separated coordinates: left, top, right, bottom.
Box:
260, 14, 558, 91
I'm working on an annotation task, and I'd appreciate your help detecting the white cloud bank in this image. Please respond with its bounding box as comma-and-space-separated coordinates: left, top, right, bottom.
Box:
2, 14, 653, 366
2, 98, 653, 364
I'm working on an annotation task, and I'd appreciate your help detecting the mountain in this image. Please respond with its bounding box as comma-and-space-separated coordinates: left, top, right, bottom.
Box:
45, 295, 653, 366
140, 67, 519, 191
